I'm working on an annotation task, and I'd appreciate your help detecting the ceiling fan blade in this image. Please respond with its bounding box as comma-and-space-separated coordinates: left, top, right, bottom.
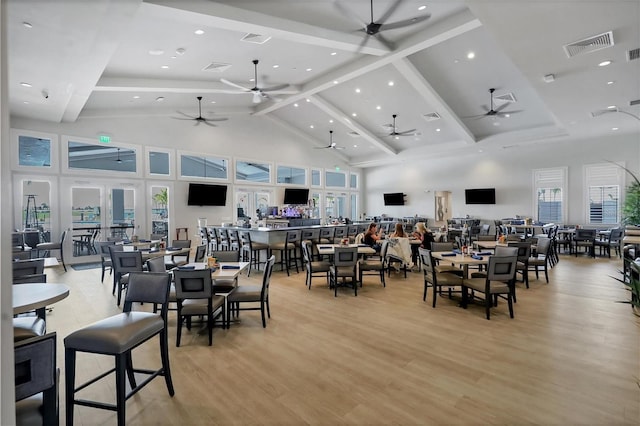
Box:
220, 78, 251, 92
171, 116, 196, 121
377, 0, 403, 25
397, 129, 417, 135
374, 32, 395, 50
493, 102, 510, 113
204, 117, 228, 122
314, 145, 331, 149
381, 13, 431, 31
176, 110, 196, 119
260, 83, 290, 92
496, 110, 523, 117
334, 146, 346, 150
334, 0, 368, 29
201, 120, 218, 127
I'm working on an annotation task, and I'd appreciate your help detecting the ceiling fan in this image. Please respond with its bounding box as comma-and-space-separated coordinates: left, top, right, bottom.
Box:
114, 148, 134, 163
384, 114, 416, 137
221, 59, 289, 104
336, 0, 431, 51
173, 96, 228, 126
465, 88, 522, 119
314, 130, 345, 150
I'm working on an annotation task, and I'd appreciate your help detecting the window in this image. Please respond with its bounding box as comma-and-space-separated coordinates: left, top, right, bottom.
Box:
236, 160, 271, 183
350, 193, 358, 220
325, 170, 346, 188
12, 129, 58, 172
311, 169, 321, 187
585, 163, 622, 225
276, 165, 306, 185
533, 168, 566, 223
68, 141, 137, 173
180, 154, 228, 180
350, 173, 358, 189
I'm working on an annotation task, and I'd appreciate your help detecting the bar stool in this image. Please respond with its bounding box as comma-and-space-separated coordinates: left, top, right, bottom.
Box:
269, 230, 300, 276
298, 228, 320, 266
215, 227, 229, 251
240, 231, 270, 277
64, 272, 174, 426
319, 227, 335, 244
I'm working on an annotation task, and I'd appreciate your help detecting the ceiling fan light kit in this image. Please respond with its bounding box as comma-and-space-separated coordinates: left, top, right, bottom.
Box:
220, 59, 289, 104
315, 130, 345, 150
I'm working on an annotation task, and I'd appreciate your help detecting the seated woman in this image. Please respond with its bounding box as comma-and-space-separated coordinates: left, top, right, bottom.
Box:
363, 222, 382, 252
390, 223, 407, 238
412, 222, 435, 268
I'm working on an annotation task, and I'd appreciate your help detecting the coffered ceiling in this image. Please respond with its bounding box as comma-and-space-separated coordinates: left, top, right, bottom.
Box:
7, 0, 640, 167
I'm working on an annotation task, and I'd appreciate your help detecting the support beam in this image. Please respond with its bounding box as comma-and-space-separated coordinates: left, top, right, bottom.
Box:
392, 58, 476, 145
311, 95, 397, 156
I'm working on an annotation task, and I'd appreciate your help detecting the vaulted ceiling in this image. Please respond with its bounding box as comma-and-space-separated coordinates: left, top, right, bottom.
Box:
7, 0, 640, 167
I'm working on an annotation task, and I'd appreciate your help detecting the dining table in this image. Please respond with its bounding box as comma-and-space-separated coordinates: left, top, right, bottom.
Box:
316, 243, 376, 256
13, 283, 70, 321
431, 252, 489, 278
134, 247, 191, 261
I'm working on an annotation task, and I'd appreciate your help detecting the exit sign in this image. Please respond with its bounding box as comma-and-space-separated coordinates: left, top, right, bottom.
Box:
99, 135, 111, 143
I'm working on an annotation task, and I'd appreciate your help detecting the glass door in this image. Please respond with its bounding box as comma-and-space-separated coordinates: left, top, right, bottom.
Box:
150, 186, 169, 238
235, 189, 272, 225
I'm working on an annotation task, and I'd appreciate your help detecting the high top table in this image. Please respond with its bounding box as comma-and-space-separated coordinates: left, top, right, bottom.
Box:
13, 283, 70, 321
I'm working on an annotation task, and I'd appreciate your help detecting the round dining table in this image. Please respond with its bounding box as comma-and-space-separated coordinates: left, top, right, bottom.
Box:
13, 283, 70, 318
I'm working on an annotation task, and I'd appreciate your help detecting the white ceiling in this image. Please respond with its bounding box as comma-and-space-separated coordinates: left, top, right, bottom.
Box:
7, 0, 640, 167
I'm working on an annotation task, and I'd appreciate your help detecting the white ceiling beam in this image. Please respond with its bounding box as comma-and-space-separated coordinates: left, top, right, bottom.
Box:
311, 95, 397, 156
392, 58, 476, 145
144, 0, 389, 55
255, 9, 482, 116
264, 114, 350, 163
95, 77, 301, 95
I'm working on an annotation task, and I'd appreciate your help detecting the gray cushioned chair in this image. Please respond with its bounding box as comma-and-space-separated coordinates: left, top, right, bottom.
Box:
420, 248, 463, 308
302, 240, 331, 290
329, 247, 358, 297
227, 255, 275, 327
64, 272, 174, 426
462, 255, 518, 320
36, 230, 67, 272
358, 240, 388, 288
165, 239, 191, 269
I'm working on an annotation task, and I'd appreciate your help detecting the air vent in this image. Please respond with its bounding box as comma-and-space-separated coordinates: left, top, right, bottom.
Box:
563, 31, 614, 58
241, 33, 271, 44
494, 92, 517, 103
422, 112, 441, 122
630, 99, 640, 106
202, 62, 232, 72
347, 131, 360, 138
628, 48, 640, 61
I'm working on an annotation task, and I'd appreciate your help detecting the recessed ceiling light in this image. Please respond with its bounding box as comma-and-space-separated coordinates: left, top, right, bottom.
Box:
467, 51, 475, 59
418, 5, 427, 11
210, 100, 216, 104
306, 98, 311, 102
249, 78, 255, 82
306, 68, 312, 72
395, 136, 400, 140
333, 80, 339, 84
20, 82, 32, 87
133, 95, 140, 99
171, 56, 177, 59
330, 52, 337, 56
598, 60, 611, 67
310, 125, 314, 129
293, 103, 299, 107
148, 49, 164, 56
607, 105, 616, 109
194, 29, 204, 35
607, 81, 615, 85
272, 64, 279, 68
329, 119, 334, 123
612, 127, 619, 131
376, 106, 381, 110
23, 101, 29, 104
355, 88, 361, 93
353, 144, 358, 148
160, 65, 169, 69
388, 81, 394, 86
175, 48, 186, 55
435, 128, 441, 132
352, 113, 357, 117
155, 96, 164, 102
22, 22, 33, 28
504, 114, 510, 118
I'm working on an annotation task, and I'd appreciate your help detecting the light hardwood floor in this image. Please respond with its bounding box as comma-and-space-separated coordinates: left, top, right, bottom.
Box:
42, 254, 639, 425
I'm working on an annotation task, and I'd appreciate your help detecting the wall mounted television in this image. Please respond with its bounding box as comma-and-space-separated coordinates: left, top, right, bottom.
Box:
465, 188, 496, 204
383, 192, 405, 206
187, 183, 227, 206
283, 188, 309, 205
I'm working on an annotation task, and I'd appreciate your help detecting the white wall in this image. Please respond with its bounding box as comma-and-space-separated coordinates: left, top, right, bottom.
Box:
10, 114, 362, 233
364, 133, 640, 226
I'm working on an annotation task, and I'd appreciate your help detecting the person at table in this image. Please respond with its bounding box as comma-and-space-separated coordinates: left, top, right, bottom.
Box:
363, 222, 382, 252
390, 223, 407, 238
411, 222, 434, 268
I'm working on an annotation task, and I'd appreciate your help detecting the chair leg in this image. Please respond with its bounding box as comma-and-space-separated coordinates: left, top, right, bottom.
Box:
261, 301, 266, 328
125, 351, 137, 389
507, 294, 514, 318
176, 309, 183, 347
485, 296, 491, 320
207, 311, 213, 346
432, 284, 438, 308
266, 295, 271, 319
65, 348, 76, 426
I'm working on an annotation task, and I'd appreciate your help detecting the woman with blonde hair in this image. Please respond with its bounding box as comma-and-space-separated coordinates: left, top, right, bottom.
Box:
412, 222, 434, 268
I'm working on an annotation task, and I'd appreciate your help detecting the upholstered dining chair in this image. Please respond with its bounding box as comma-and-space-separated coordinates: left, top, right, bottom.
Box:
95, 241, 116, 282
227, 255, 275, 328
110, 249, 144, 306
527, 236, 552, 283
239, 231, 269, 276
329, 246, 358, 297
430, 242, 464, 276
209, 249, 242, 294
173, 268, 225, 346
302, 240, 331, 289
461, 255, 518, 320
15, 333, 59, 426
165, 239, 191, 269
507, 242, 532, 288
419, 248, 463, 308
36, 230, 67, 272
64, 272, 174, 426
194, 244, 207, 263
13, 258, 45, 278
572, 229, 597, 257
358, 240, 388, 287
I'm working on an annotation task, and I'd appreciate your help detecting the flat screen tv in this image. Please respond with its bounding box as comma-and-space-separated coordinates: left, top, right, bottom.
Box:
383, 192, 405, 206
187, 183, 227, 206
283, 188, 309, 205
465, 188, 496, 204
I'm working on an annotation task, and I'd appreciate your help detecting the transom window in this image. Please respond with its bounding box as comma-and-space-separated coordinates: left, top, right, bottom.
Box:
180, 154, 227, 179
277, 165, 306, 185
68, 141, 137, 173
236, 160, 271, 183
